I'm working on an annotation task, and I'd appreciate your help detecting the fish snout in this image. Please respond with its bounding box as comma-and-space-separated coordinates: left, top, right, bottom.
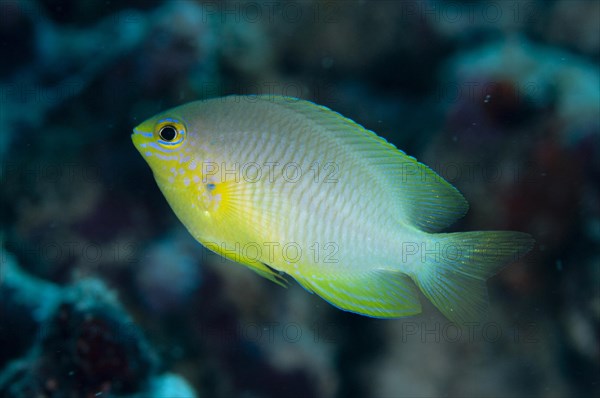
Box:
131, 127, 153, 146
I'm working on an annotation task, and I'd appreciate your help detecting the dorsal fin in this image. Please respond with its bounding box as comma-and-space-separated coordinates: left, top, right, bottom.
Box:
255, 95, 469, 232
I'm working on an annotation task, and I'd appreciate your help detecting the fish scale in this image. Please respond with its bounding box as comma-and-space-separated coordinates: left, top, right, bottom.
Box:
241, 123, 406, 274
132, 95, 534, 323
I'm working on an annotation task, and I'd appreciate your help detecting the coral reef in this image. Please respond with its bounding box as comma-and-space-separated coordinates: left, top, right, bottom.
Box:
0, 249, 196, 397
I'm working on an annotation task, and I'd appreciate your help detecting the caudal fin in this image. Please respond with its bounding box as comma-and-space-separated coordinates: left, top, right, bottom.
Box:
412, 231, 534, 324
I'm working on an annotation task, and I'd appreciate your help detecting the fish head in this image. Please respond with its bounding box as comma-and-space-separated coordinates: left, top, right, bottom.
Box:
131, 102, 215, 187
131, 110, 191, 176
132, 106, 220, 238
133, 103, 229, 221
132, 103, 240, 243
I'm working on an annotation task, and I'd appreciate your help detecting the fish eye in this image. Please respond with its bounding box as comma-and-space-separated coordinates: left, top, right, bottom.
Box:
159, 125, 178, 142
155, 118, 186, 148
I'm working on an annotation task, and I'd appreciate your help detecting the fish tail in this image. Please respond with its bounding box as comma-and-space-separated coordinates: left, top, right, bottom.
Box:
410, 231, 534, 324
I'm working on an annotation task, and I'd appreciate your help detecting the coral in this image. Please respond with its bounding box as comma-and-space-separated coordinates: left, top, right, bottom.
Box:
0, 248, 196, 397
441, 36, 600, 144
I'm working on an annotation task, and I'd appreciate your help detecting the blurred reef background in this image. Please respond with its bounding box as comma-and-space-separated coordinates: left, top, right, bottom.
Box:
0, 0, 598, 397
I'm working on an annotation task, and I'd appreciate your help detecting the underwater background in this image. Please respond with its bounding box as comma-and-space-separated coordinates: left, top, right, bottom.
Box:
1, 0, 598, 397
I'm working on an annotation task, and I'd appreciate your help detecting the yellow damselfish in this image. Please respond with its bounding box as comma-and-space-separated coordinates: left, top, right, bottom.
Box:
132, 95, 533, 324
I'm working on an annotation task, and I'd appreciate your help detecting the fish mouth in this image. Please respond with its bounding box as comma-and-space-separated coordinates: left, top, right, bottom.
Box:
132, 127, 153, 138
131, 128, 153, 147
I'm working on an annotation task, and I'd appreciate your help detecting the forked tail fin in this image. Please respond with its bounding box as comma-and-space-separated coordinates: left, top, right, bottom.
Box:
411, 231, 534, 324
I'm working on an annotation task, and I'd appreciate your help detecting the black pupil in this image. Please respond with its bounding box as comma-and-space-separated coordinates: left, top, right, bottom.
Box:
159, 126, 177, 141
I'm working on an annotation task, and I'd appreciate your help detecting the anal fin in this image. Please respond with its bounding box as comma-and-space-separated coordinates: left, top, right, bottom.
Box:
293, 270, 421, 318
